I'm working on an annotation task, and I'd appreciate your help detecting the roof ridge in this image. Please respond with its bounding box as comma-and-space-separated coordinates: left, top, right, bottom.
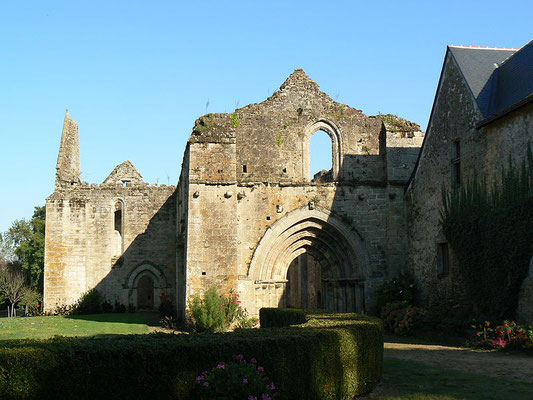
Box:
498, 39, 533, 68
448, 44, 519, 50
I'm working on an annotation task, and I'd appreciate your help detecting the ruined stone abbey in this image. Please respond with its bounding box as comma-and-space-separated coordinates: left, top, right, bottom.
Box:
44, 41, 533, 322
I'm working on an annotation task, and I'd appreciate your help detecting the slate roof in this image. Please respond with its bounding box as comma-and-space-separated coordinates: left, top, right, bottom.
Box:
448, 45, 516, 117
449, 41, 533, 122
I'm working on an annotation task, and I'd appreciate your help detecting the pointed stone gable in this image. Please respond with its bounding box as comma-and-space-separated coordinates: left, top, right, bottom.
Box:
102, 160, 145, 186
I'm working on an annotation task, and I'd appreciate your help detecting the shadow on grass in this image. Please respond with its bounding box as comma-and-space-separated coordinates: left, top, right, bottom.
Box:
65, 312, 161, 327
376, 358, 533, 400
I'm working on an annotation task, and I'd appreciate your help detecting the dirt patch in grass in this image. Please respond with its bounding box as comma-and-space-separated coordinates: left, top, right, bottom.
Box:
384, 339, 533, 383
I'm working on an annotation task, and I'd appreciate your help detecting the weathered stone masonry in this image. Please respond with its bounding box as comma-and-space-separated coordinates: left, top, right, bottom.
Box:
44, 69, 423, 318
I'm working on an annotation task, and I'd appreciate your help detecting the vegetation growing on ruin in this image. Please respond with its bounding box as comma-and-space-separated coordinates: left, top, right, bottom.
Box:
276, 130, 284, 147
230, 112, 240, 128
194, 113, 220, 134
440, 145, 533, 319
378, 113, 420, 134
328, 104, 345, 119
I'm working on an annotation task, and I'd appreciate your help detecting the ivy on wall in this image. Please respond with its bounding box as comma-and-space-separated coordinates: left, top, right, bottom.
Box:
440, 145, 533, 319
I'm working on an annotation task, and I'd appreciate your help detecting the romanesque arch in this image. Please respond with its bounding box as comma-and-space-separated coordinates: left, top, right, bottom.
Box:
125, 262, 169, 310
302, 119, 343, 181
248, 207, 369, 313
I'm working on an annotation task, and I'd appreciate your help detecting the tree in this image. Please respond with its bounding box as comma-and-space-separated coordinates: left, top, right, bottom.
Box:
0, 268, 27, 317
0, 232, 15, 268
4, 206, 45, 291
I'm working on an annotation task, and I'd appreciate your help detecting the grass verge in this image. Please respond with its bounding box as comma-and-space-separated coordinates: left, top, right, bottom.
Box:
372, 358, 533, 399
0, 313, 150, 339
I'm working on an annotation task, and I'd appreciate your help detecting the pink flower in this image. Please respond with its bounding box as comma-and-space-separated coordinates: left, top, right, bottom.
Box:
268, 382, 276, 390
236, 354, 244, 360
242, 378, 248, 383
195, 375, 204, 383
217, 363, 225, 369
250, 358, 257, 364
491, 338, 508, 348
257, 366, 264, 372
203, 381, 209, 387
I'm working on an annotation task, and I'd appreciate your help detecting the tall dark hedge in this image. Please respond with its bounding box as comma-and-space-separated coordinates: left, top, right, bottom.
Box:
441, 146, 533, 319
0, 310, 383, 400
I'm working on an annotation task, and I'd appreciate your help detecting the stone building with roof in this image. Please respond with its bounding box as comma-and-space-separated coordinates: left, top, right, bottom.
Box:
405, 40, 533, 321
44, 40, 532, 322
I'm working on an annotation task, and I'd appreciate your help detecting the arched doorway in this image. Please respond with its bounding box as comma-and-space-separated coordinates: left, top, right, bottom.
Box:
125, 263, 169, 311
248, 208, 369, 314
137, 275, 154, 310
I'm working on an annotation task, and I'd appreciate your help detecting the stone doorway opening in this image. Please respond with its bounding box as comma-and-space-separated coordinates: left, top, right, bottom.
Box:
137, 275, 154, 310
249, 209, 370, 315
286, 252, 323, 309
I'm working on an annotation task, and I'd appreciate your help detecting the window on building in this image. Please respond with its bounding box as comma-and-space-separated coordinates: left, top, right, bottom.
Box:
114, 201, 123, 236
437, 242, 449, 277
451, 139, 461, 186
310, 129, 333, 181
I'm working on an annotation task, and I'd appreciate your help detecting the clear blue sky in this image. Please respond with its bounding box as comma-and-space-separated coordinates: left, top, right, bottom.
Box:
0, 1, 531, 232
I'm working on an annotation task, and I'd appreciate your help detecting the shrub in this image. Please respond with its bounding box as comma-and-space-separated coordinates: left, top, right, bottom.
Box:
375, 273, 417, 314
259, 308, 307, 328
114, 301, 126, 313
160, 315, 179, 330
72, 288, 102, 315
51, 303, 74, 316
101, 301, 113, 313
189, 287, 227, 332
189, 287, 255, 332
469, 320, 533, 350
18, 286, 42, 316
159, 292, 175, 318
0, 310, 383, 400
194, 355, 277, 400
235, 309, 259, 330
441, 146, 533, 318
381, 301, 426, 336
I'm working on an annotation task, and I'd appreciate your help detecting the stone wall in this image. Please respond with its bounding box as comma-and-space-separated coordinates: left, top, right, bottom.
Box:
45, 70, 424, 318
180, 69, 423, 315
44, 182, 176, 311
406, 53, 533, 309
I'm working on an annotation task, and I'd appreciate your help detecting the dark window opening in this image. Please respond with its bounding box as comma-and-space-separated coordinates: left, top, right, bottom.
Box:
114, 202, 123, 235
437, 242, 450, 277
266, 216, 271, 221
451, 140, 461, 186
242, 165, 247, 173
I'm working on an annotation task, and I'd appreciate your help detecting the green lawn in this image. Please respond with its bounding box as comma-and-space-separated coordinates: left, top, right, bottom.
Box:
374, 358, 533, 400
0, 313, 151, 339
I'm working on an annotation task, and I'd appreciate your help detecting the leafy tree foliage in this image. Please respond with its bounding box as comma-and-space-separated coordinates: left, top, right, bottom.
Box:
4, 206, 45, 291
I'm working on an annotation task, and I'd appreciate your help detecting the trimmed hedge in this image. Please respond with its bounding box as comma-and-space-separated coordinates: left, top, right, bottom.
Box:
259, 307, 308, 327
0, 310, 383, 399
